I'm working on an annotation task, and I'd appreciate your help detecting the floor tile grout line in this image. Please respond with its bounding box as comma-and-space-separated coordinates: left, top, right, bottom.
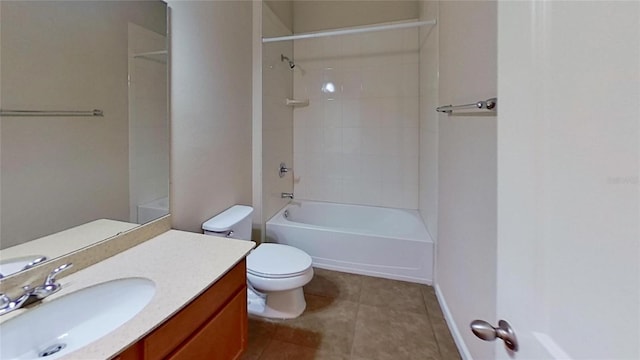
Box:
422, 287, 445, 359
352, 273, 365, 360
349, 299, 363, 360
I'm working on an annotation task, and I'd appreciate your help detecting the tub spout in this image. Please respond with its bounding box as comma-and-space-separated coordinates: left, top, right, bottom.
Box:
281, 192, 294, 199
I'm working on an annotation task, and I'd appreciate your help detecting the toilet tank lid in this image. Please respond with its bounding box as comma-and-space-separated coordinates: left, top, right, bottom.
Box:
202, 205, 254, 232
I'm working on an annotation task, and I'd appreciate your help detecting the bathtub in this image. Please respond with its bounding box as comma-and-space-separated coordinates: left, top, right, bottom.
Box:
137, 197, 169, 224
266, 201, 433, 284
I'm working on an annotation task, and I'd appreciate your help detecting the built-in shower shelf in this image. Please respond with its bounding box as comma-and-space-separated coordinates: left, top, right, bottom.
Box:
132, 50, 167, 64
285, 98, 309, 107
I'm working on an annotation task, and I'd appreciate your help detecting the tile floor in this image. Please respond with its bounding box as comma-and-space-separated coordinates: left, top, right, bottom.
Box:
242, 268, 461, 360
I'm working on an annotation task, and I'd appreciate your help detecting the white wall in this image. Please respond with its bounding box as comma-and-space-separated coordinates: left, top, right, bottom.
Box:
434, 1, 497, 358
497, 2, 639, 357
292, 26, 420, 209
169, 1, 253, 233
293, 0, 418, 33
418, 1, 439, 238
262, 4, 294, 226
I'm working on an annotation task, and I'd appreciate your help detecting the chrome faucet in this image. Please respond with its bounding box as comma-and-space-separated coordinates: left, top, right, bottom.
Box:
0, 286, 33, 315
22, 256, 48, 271
0, 256, 48, 279
0, 263, 73, 316
279, 162, 292, 178
281, 192, 294, 199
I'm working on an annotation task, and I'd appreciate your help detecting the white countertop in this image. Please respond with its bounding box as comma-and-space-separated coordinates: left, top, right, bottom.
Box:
2, 230, 255, 359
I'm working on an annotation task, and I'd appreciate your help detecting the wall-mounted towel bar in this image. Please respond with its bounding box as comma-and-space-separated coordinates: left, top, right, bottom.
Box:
133, 50, 167, 58
285, 99, 309, 107
133, 50, 167, 64
0, 109, 104, 117
436, 98, 497, 114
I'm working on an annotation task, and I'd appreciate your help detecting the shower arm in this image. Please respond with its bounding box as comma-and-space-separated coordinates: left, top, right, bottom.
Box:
280, 54, 295, 69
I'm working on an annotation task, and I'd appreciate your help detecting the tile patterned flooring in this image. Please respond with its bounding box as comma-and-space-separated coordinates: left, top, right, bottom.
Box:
242, 268, 462, 360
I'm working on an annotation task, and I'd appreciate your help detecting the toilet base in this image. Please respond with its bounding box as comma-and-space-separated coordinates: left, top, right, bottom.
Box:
247, 287, 307, 319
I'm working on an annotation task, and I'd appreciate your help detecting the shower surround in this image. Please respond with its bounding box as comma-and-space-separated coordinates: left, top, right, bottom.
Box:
292, 24, 420, 209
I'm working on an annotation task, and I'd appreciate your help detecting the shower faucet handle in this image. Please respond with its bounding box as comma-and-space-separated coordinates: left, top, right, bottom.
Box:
279, 162, 292, 178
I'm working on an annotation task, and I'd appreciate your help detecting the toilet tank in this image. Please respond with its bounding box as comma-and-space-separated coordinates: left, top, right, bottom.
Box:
202, 205, 253, 240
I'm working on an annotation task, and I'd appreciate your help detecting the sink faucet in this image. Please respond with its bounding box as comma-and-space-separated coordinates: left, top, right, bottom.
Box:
0, 263, 73, 316
22, 256, 48, 271
0, 256, 48, 279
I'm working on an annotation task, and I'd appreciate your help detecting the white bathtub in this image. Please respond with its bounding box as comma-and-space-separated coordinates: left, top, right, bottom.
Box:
137, 197, 169, 224
266, 201, 433, 284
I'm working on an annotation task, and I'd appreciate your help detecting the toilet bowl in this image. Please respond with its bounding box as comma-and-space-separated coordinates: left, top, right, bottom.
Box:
203, 205, 314, 319
246, 243, 313, 318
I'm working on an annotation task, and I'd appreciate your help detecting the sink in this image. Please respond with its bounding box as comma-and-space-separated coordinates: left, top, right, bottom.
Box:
0, 277, 155, 360
0, 256, 46, 277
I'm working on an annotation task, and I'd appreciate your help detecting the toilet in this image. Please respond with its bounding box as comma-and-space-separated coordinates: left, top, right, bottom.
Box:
202, 205, 313, 319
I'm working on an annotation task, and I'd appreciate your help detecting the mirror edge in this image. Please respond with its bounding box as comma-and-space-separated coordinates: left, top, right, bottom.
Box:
0, 214, 171, 292
0, 1, 172, 280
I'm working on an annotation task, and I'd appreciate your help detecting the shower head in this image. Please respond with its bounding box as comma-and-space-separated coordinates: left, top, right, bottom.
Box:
281, 54, 295, 69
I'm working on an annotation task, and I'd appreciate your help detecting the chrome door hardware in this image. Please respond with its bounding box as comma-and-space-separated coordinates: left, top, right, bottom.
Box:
279, 162, 292, 178
470, 319, 519, 352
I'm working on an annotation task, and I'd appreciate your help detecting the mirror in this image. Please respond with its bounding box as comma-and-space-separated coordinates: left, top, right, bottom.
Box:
0, 1, 169, 277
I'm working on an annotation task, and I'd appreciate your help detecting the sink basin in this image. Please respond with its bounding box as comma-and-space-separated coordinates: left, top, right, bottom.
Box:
0, 255, 46, 277
0, 277, 155, 360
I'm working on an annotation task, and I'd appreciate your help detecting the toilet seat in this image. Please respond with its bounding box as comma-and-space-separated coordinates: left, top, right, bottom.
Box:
247, 243, 312, 279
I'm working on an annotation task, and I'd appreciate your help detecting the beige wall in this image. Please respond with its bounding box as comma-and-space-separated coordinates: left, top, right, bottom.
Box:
265, 0, 293, 33
128, 23, 169, 223
0, 1, 166, 249
262, 5, 294, 226
418, 1, 438, 237
293, 0, 419, 33
252, 1, 264, 240
169, 1, 253, 234
0, 1, 2, 250
434, 1, 497, 358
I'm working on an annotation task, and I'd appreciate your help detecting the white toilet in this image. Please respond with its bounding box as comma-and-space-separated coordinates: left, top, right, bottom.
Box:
202, 205, 314, 319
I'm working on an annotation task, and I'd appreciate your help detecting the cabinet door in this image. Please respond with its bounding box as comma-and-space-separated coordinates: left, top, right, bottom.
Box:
168, 287, 248, 360
144, 261, 246, 359
113, 342, 143, 360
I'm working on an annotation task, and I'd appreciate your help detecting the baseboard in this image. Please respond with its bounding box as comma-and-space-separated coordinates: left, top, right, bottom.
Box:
434, 283, 473, 360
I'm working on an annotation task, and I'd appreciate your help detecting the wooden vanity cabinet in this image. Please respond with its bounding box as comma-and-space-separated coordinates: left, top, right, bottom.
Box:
113, 260, 248, 360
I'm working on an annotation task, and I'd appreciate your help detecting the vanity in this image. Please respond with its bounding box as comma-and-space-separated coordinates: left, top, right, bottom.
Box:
115, 258, 247, 360
0, 229, 255, 360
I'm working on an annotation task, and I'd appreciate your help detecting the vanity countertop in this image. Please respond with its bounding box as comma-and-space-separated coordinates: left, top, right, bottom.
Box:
3, 229, 255, 359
